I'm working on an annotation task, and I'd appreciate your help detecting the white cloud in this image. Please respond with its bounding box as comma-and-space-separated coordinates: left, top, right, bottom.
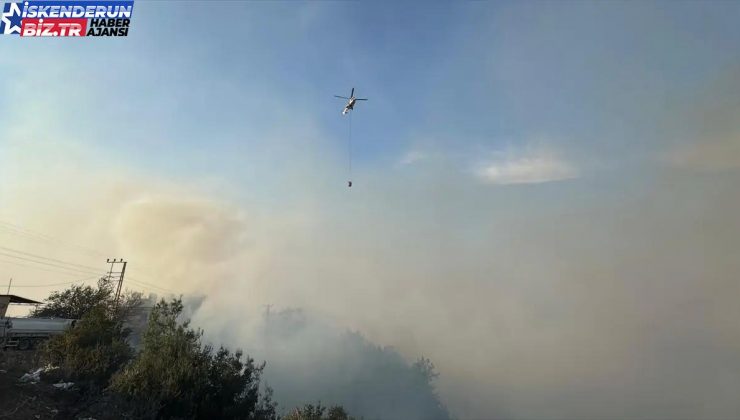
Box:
399, 150, 429, 166
476, 152, 578, 185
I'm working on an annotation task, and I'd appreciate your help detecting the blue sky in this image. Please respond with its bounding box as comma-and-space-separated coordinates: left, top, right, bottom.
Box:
4, 1, 739, 190
3, 1, 739, 189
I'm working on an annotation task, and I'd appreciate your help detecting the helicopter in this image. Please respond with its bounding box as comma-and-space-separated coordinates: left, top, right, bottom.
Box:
334, 87, 368, 115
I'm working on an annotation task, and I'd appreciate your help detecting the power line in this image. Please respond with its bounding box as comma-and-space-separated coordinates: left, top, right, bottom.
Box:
0, 245, 102, 272
0, 252, 101, 276
0, 228, 174, 294
0, 221, 109, 259
0, 274, 170, 295
0, 276, 98, 289
0, 258, 103, 278
127, 279, 174, 294
0, 222, 59, 243
0, 227, 177, 295
126, 276, 176, 294
0, 254, 172, 296
0, 220, 163, 280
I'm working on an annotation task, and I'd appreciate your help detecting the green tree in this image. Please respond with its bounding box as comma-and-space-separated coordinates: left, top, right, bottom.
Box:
283, 403, 355, 420
412, 357, 439, 386
32, 281, 110, 319
40, 305, 134, 387
111, 298, 277, 419
32, 279, 142, 322
37, 281, 142, 387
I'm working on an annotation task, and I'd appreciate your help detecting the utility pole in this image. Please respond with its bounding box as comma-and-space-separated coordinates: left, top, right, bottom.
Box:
263, 304, 273, 350
106, 259, 127, 308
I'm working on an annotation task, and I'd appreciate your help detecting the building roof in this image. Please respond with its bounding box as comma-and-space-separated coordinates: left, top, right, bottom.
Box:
0, 294, 42, 304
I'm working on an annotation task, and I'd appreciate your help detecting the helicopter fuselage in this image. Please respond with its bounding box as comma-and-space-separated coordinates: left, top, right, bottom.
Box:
343, 98, 357, 115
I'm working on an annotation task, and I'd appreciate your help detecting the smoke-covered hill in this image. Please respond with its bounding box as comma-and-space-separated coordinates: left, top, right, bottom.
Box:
203, 307, 450, 420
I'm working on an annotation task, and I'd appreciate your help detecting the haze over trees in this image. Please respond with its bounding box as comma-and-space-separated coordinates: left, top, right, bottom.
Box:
256, 308, 451, 420
28, 282, 448, 419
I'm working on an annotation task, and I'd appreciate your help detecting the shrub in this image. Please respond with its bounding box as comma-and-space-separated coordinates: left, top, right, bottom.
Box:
40, 305, 133, 387
32, 279, 142, 322
111, 298, 277, 419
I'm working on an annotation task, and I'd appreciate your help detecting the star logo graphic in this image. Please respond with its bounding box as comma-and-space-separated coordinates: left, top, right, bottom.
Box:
1, 2, 23, 35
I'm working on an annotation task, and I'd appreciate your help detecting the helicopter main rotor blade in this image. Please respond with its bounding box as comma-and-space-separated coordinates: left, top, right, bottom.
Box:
351, 87, 355, 97
334, 95, 350, 99
355, 98, 368, 101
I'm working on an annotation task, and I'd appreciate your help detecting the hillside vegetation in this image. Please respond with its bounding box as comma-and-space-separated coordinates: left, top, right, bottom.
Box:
1, 281, 448, 419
